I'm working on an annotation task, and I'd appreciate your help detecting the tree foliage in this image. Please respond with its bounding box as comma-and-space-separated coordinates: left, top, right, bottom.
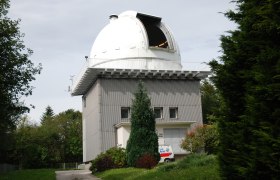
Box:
200, 79, 221, 124
181, 124, 219, 154
209, 0, 280, 179
54, 109, 83, 162
40, 105, 54, 125
12, 109, 82, 168
0, 0, 41, 162
126, 81, 160, 167
14, 116, 43, 168
90, 147, 127, 173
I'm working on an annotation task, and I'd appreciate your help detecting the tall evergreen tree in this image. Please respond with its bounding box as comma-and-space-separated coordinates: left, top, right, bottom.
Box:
40, 106, 54, 125
210, 0, 280, 179
0, 0, 41, 163
126, 81, 160, 167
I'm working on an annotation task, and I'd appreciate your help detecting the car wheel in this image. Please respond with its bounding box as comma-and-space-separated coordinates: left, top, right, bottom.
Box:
164, 158, 170, 163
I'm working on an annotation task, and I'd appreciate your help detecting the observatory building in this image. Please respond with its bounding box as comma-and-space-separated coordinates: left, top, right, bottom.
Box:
71, 11, 210, 162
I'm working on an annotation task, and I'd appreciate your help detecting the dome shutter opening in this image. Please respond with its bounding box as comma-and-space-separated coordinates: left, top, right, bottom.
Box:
137, 13, 169, 49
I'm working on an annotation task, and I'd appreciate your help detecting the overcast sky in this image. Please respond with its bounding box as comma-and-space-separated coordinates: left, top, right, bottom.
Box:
8, 0, 236, 123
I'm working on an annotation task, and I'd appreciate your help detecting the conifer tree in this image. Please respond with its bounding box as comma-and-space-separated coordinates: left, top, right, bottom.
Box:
40, 106, 54, 125
126, 81, 160, 167
210, 0, 280, 179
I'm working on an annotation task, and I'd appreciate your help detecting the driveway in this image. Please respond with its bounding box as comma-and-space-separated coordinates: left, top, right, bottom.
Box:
56, 170, 101, 180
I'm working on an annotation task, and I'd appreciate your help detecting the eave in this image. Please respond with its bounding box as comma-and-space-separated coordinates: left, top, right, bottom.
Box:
71, 67, 211, 96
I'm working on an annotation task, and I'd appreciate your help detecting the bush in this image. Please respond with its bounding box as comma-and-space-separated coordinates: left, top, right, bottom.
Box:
158, 153, 217, 172
90, 147, 127, 173
135, 153, 158, 169
181, 124, 219, 154
157, 163, 177, 172
106, 147, 126, 168
90, 154, 114, 173
177, 153, 216, 169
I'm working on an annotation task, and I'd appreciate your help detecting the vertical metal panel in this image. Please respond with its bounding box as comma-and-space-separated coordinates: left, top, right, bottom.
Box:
98, 78, 203, 152
163, 128, 188, 154
99, 79, 137, 152
83, 80, 101, 162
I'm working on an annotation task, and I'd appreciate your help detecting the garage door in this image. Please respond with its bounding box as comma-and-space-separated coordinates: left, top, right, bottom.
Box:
163, 128, 187, 154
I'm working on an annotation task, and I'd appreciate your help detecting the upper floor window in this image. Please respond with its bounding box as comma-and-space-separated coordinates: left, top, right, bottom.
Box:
154, 107, 163, 119
121, 107, 130, 119
169, 107, 178, 119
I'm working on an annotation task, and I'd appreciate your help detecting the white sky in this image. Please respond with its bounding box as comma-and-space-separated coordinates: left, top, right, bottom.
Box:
8, 0, 236, 123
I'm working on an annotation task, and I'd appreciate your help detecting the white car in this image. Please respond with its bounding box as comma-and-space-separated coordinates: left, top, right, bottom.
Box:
159, 145, 175, 163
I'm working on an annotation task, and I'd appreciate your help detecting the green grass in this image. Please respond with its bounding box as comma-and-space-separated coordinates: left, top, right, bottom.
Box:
0, 169, 55, 180
96, 153, 221, 180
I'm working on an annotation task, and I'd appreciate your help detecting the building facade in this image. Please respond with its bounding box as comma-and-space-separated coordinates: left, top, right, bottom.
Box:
71, 11, 210, 162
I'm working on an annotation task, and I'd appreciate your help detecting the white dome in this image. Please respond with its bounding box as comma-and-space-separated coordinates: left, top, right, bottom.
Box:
88, 11, 182, 70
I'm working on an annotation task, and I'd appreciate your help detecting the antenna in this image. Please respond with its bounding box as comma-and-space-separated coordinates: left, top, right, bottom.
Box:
70, 75, 75, 84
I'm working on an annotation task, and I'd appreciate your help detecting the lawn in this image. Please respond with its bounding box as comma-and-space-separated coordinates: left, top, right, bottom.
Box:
0, 169, 55, 180
0, 154, 220, 180
96, 153, 221, 180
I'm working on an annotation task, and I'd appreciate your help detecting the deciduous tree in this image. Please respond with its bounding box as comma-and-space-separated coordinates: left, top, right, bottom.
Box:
0, 0, 41, 162
55, 109, 82, 162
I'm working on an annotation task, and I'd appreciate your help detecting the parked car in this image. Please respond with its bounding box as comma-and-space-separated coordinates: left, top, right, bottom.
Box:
159, 145, 175, 163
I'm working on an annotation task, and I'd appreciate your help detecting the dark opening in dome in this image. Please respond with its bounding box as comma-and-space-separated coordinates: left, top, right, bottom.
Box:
137, 13, 169, 48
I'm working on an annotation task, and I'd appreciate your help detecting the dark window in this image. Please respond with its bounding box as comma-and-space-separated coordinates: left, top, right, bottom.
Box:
169, 107, 178, 119
154, 107, 163, 119
137, 13, 169, 48
121, 107, 130, 119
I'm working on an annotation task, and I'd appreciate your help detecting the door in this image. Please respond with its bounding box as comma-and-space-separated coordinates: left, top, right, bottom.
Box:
163, 128, 187, 154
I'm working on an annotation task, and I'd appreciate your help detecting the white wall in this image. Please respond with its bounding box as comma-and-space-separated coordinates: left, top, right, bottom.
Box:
117, 126, 130, 148
116, 123, 191, 153
82, 80, 101, 162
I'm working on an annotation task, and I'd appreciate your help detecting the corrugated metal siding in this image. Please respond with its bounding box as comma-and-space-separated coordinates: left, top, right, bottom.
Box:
83, 80, 101, 161
99, 79, 134, 151
163, 128, 188, 154
99, 78, 203, 152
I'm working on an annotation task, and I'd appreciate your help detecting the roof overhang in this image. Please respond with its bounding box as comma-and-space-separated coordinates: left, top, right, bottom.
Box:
71, 67, 211, 96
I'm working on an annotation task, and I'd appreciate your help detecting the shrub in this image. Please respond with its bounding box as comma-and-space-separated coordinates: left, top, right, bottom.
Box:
90, 147, 127, 173
106, 147, 127, 168
177, 153, 216, 169
135, 153, 158, 169
157, 163, 177, 172
157, 154, 217, 173
181, 124, 219, 154
95, 154, 113, 172
90, 153, 114, 173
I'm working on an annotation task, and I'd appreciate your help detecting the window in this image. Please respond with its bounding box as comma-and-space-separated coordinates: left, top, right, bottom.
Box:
121, 107, 130, 119
169, 107, 178, 119
154, 107, 163, 119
